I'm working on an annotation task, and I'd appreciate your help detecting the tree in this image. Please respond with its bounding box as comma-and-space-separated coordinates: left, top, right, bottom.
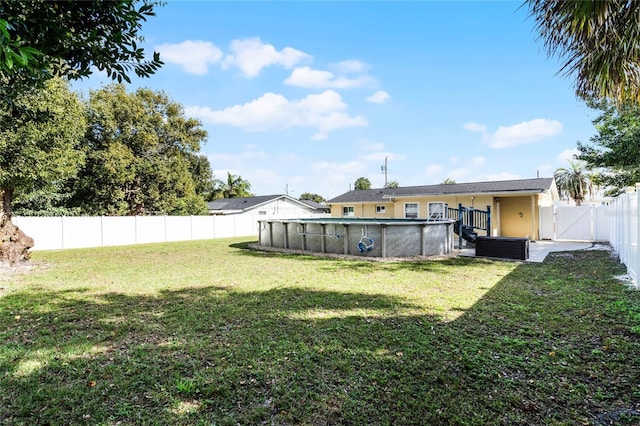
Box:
188, 154, 216, 202
576, 100, 640, 195
354, 177, 372, 190
69, 85, 209, 216
0, 1, 162, 85
525, 0, 640, 103
385, 180, 400, 189
12, 185, 82, 217
299, 193, 326, 204
442, 178, 457, 184
213, 172, 253, 199
0, 1, 162, 263
0, 78, 86, 262
554, 160, 592, 206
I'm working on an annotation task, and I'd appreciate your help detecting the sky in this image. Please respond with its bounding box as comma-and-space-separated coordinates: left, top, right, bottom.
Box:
73, 0, 597, 201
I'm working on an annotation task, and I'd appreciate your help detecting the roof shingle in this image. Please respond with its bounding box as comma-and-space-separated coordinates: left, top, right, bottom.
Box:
327, 178, 554, 203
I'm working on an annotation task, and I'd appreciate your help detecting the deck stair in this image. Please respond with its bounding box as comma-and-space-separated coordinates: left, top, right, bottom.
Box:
447, 204, 491, 246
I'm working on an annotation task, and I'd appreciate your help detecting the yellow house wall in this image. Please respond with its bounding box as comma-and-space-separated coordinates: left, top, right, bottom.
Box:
497, 195, 540, 239
330, 202, 394, 218
329, 192, 549, 239
389, 195, 493, 216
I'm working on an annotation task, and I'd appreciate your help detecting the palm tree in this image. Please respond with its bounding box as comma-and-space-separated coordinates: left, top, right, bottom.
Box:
554, 161, 591, 206
354, 177, 372, 190
213, 172, 252, 199
525, 0, 640, 103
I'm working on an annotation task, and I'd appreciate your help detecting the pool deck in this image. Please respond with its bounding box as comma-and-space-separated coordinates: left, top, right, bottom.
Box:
458, 240, 610, 263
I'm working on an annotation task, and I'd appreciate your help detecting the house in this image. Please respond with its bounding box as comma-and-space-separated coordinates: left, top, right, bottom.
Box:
326, 178, 559, 240
207, 194, 329, 218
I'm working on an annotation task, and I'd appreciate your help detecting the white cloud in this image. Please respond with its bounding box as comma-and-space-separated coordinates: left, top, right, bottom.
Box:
330, 60, 369, 73
312, 161, 368, 186
464, 122, 487, 133
186, 90, 367, 139
366, 90, 391, 104
358, 140, 385, 151
449, 168, 471, 181
208, 147, 269, 163
426, 164, 444, 175
470, 156, 486, 166
484, 172, 522, 181
284, 66, 374, 89
251, 169, 281, 186
360, 152, 406, 162
223, 37, 310, 77
155, 40, 223, 75
538, 164, 553, 175
557, 148, 579, 163
489, 119, 563, 148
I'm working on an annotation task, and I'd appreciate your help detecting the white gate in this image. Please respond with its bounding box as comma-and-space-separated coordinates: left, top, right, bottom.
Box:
539, 205, 610, 242
555, 205, 610, 242
539, 206, 554, 240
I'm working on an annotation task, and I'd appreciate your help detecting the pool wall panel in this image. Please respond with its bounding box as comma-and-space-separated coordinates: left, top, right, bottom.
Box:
258, 219, 454, 258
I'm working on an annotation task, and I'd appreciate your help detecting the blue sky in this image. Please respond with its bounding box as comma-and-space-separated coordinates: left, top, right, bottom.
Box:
73, 1, 596, 200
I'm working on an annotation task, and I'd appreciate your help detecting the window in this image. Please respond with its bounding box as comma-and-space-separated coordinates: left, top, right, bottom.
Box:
258, 210, 267, 215
427, 202, 445, 221
404, 203, 418, 218
376, 205, 386, 214
343, 206, 355, 217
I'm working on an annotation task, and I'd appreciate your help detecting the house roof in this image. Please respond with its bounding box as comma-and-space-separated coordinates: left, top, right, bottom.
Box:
298, 199, 330, 211
207, 194, 328, 213
327, 178, 555, 204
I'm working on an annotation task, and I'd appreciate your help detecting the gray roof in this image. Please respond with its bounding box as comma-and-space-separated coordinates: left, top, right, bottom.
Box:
299, 199, 330, 211
327, 178, 554, 204
207, 194, 328, 212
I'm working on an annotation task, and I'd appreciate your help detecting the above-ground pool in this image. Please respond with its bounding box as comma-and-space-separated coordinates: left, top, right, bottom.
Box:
257, 218, 455, 258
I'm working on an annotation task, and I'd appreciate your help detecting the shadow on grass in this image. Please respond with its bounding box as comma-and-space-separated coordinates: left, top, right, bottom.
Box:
1, 249, 639, 425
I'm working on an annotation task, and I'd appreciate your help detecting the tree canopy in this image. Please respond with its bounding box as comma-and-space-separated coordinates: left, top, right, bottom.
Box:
0, 1, 163, 263
576, 100, 640, 195
354, 177, 372, 190
68, 85, 210, 215
299, 193, 326, 204
213, 173, 253, 199
0, 0, 162, 85
10, 84, 216, 216
554, 160, 592, 206
1, 78, 86, 213
0, 77, 86, 261
525, 0, 640, 103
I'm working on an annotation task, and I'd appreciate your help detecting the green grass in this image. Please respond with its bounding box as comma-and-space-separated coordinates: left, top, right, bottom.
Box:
1, 238, 640, 425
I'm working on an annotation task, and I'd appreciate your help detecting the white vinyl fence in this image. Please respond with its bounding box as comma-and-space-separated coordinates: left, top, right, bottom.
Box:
13, 214, 269, 251
610, 184, 640, 289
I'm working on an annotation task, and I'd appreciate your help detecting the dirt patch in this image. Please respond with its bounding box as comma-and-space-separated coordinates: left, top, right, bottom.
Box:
0, 261, 42, 296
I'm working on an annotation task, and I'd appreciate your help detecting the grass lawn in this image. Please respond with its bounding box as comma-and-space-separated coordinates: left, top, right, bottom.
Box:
1, 238, 640, 425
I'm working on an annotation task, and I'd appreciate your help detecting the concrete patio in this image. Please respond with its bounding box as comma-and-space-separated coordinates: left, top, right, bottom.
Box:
458, 240, 610, 263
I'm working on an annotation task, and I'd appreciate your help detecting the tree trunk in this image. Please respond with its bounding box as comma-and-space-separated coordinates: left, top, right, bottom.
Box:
0, 187, 34, 265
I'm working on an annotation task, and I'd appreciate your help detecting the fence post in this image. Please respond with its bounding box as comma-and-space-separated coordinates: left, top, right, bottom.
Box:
635, 184, 640, 289
458, 203, 463, 250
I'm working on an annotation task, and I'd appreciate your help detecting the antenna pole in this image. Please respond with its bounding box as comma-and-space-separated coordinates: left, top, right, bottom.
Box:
382, 156, 388, 187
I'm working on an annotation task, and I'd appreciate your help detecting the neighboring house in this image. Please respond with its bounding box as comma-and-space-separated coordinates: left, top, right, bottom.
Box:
326, 178, 559, 240
207, 194, 329, 218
